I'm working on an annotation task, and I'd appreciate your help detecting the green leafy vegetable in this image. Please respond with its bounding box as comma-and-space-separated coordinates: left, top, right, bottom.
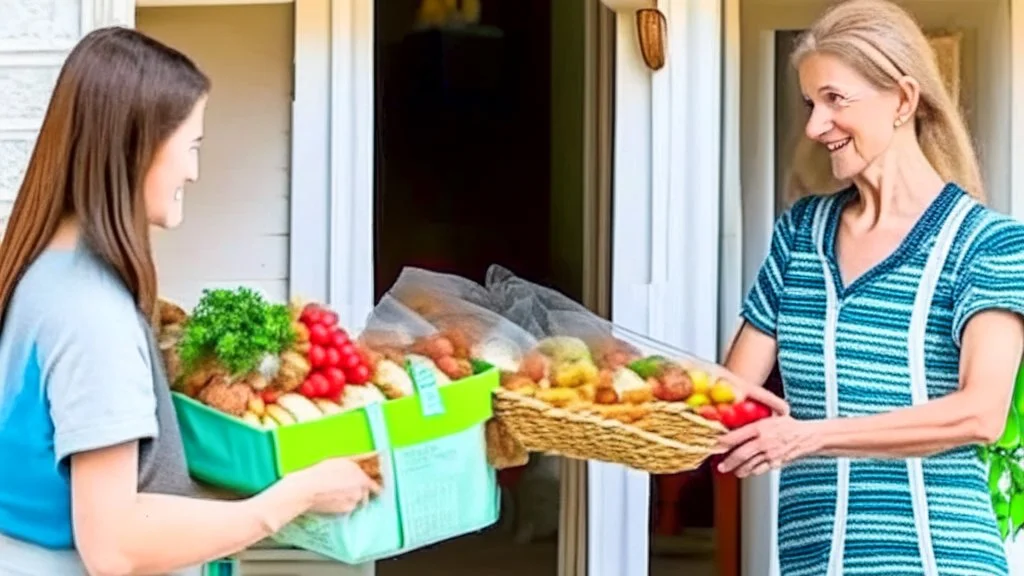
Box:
178, 287, 296, 376
983, 444, 1024, 542
984, 363, 1024, 542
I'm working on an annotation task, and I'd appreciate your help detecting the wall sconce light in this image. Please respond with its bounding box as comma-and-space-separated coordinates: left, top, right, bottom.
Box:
636, 8, 667, 71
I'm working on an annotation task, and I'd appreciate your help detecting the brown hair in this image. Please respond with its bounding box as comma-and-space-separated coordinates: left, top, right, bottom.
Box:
0, 26, 209, 322
786, 0, 983, 203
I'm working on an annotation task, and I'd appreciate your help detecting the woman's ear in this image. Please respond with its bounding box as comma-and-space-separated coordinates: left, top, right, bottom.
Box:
896, 75, 921, 121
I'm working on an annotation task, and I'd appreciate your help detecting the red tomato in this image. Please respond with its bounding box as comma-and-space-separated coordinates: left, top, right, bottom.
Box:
299, 379, 317, 398
309, 323, 331, 346
346, 363, 371, 385
261, 389, 279, 404
331, 329, 350, 349
324, 367, 347, 392
697, 405, 720, 422
717, 404, 742, 429
341, 352, 362, 371
338, 342, 357, 358
734, 400, 761, 426
308, 345, 327, 368
324, 346, 341, 368
751, 401, 772, 421
320, 310, 339, 328
301, 305, 323, 325
309, 372, 330, 398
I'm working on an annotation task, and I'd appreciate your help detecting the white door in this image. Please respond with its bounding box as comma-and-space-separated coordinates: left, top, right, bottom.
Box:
725, 1, 1023, 575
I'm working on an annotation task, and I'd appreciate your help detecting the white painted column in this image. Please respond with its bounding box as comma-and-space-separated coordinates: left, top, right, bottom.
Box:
326, 0, 375, 333
0, 0, 134, 238
594, 1, 723, 575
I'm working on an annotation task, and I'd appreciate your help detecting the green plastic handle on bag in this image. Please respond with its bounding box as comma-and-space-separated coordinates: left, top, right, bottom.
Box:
405, 356, 445, 417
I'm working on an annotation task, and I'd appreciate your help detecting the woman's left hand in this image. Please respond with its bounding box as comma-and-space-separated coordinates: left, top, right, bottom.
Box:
715, 416, 820, 477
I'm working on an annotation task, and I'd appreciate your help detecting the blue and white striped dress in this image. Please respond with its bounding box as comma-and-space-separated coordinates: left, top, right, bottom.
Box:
742, 183, 1021, 576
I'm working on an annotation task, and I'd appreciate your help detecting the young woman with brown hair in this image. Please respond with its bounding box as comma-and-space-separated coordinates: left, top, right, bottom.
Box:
0, 27, 377, 576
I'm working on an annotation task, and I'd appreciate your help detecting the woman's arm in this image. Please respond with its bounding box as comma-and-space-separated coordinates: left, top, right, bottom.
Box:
718, 309, 1023, 475
807, 309, 1023, 458
722, 309, 1022, 467
72, 441, 375, 576
724, 322, 780, 390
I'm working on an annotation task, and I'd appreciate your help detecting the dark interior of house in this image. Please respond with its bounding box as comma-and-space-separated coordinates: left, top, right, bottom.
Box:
373, 0, 555, 300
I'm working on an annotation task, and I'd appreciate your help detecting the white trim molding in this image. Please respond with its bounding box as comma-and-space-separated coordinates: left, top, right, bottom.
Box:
290, 0, 375, 334
290, 0, 332, 304
327, 0, 375, 332
92, 0, 136, 27
592, 1, 723, 576
136, 0, 292, 6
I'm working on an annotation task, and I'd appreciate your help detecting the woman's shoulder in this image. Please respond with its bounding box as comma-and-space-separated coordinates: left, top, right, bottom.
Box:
957, 201, 1024, 260
10, 248, 144, 338
780, 186, 855, 233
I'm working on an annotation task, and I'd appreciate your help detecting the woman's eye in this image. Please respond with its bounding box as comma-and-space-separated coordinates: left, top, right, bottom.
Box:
827, 93, 847, 105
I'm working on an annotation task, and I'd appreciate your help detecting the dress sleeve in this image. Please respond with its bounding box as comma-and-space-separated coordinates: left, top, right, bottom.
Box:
38, 287, 158, 465
951, 218, 1024, 348
741, 200, 807, 336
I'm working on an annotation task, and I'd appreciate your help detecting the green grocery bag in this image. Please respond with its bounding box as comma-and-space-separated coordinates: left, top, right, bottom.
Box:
270, 400, 402, 560
985, 362, 1024, 543
172, 362, 501, 564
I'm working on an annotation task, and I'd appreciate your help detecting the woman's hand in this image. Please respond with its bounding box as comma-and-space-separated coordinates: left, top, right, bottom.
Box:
73, 444, 382, 576
286, 457, 382, 515
715, 416, 820, 477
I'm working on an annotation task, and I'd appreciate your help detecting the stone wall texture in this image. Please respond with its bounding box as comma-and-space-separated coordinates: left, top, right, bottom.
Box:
0, 0, 131, 238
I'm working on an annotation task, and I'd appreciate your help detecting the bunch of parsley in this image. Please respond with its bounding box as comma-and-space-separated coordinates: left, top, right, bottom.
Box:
178, 287, 296, 376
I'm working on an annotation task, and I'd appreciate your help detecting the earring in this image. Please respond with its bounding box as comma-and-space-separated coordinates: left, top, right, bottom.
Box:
894, 117, 905, 128
174, 188, 183, 201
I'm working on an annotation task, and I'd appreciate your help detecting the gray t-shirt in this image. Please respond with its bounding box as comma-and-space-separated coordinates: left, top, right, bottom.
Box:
0, 245, 200, 575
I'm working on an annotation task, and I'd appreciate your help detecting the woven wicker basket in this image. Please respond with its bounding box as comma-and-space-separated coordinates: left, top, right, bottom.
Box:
491, 389, 725, 474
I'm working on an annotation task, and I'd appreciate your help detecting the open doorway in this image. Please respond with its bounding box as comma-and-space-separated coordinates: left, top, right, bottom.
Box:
372, 2, 722, 574
372, 1, 588, 573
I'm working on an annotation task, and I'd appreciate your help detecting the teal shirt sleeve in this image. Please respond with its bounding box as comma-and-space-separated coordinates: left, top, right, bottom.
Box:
952, 215, 1024, 347
741, 197, 814, 336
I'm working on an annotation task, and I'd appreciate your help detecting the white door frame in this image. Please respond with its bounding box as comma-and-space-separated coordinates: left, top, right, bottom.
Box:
295, 1, 726, 575
290, 0, 374, 332
597, 1, 725, 575
721, 2, 1024, 575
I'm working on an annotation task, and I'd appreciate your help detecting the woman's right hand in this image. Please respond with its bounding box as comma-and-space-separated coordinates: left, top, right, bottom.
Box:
286, 457, 382, 515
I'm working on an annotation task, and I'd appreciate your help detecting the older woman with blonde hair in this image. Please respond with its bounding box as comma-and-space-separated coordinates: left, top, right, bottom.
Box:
718, 0, 1020, 574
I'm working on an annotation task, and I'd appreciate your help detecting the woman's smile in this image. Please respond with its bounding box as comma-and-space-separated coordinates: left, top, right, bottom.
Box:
826, 138, 851, 153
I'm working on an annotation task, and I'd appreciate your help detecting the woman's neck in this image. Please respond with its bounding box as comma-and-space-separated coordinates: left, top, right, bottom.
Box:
49, 216, 81, 250
850, 141, 946, 228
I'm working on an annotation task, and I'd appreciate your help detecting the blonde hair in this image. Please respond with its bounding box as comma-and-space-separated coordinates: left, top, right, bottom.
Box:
785, 0, 983, 203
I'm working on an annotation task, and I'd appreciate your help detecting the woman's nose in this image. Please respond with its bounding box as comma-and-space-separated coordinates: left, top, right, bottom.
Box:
804, 106, 832, 141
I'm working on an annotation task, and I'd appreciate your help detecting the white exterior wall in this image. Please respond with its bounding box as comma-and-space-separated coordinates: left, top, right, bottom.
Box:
138, 5, 294, 309
0, 0, 132, 236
